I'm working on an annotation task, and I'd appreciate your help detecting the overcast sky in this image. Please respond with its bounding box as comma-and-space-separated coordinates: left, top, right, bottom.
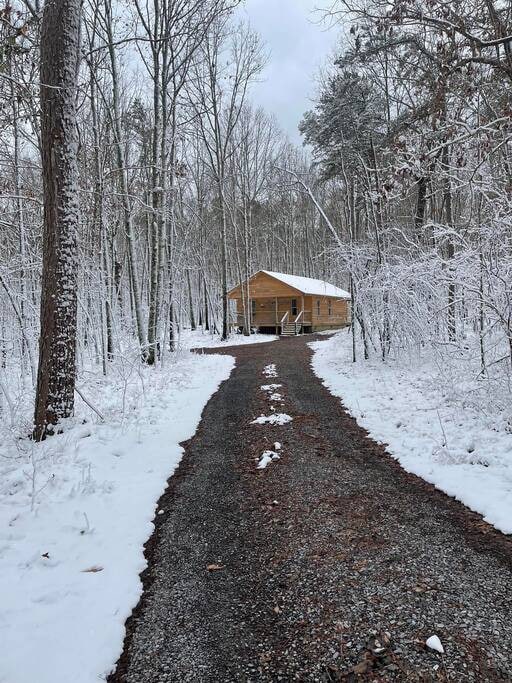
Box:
235, 0, 340, 146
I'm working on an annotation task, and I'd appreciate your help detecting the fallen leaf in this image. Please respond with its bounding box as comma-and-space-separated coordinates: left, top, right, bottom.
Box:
41, 552, 49, 559
352, 659, 371, 674
352, 559, 368, 572
81, 565, 103, 573
259, 651, 272, 664
206, 563, 224, 571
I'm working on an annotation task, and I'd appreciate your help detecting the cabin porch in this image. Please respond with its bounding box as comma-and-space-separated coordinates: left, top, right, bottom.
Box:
234, 295, 313, 335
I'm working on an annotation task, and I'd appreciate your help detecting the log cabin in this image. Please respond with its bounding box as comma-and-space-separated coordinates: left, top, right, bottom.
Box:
228, 270, 351, 335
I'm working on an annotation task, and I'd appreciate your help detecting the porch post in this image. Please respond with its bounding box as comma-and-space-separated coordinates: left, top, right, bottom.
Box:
301, 295, 304, 334
275, 297, 278, 334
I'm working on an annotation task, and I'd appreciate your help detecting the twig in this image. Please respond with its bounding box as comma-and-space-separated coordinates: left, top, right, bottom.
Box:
74, 386, 105, 422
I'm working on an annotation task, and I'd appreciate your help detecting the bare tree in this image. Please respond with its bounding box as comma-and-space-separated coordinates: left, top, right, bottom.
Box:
191, 20, 265, 339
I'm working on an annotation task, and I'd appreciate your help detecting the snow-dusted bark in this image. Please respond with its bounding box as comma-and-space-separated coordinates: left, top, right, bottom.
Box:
33, 0, 82, 440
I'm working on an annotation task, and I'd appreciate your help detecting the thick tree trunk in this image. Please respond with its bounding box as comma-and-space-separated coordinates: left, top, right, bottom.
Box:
34, 0, 81, 440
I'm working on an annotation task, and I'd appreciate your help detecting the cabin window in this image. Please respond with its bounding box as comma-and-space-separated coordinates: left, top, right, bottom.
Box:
317, 300, 320, 316
251, 300, 256, 318
328, 299, 332, 316
291, 298, 297, 316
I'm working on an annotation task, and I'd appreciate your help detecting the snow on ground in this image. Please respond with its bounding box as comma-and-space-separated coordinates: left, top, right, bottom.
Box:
311, 331, 512, 535
257, 450, 280, 469
269, 392, 283, 402
255, 375, 287, 469
263, 363, 278, 378
260, 383, 283, 402
0, 350, 234, 683
178, 327, 277, 349
251, 413, 293, 425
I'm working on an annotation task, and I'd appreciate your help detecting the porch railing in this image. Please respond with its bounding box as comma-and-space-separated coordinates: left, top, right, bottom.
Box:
235, 310, 312, 328
294, 310, 303, 334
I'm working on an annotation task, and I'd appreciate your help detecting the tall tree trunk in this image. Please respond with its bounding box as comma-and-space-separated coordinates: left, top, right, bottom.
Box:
169, 299, 176, 352
443, 143, 456, 342
12, 87, 28, 369
204, 278, 209, 331
415, 175, 428, 238
187, 269, 196, 331
104, 0, 146, 355
34, 0, 81, 440
219, 186, 229, 340
89, 74, 113, 367
146, 50, 162, 365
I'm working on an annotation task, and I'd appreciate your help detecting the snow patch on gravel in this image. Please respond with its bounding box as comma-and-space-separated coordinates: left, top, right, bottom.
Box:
426, 635, 445, 654
251, 413, 293, 426
257, 450, 281, 469
262, 364, 278, 378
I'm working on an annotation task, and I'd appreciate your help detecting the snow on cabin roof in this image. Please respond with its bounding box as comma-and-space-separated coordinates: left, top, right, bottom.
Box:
261, 271, 350, 299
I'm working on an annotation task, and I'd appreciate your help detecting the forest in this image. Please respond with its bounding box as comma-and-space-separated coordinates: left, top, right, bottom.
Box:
2, 1, 512, 681
1, 0, 511, 436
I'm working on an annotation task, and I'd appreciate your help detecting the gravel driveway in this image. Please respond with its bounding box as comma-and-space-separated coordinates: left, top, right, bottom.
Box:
109, 334, 512, 682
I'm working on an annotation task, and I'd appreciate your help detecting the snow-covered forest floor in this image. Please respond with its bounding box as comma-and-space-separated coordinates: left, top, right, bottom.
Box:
178, 328, 278, 350
0, 345, 234, 683
311, 331, 512, 535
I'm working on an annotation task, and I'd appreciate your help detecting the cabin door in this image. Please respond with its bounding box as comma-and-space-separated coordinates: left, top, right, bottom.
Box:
291, 298, 297, 318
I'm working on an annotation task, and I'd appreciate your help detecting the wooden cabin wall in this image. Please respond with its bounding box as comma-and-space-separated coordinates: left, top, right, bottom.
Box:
311, 297, 349, 328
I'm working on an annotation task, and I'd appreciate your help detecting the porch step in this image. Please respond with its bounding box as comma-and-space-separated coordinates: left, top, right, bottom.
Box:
281, 323, 302, 336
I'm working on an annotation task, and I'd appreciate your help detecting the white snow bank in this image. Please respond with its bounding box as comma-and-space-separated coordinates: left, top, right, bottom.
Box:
310, 332, 512, 535
251, 413, 293, 426
178, 328, 277, 350
0, 351, 234, 683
